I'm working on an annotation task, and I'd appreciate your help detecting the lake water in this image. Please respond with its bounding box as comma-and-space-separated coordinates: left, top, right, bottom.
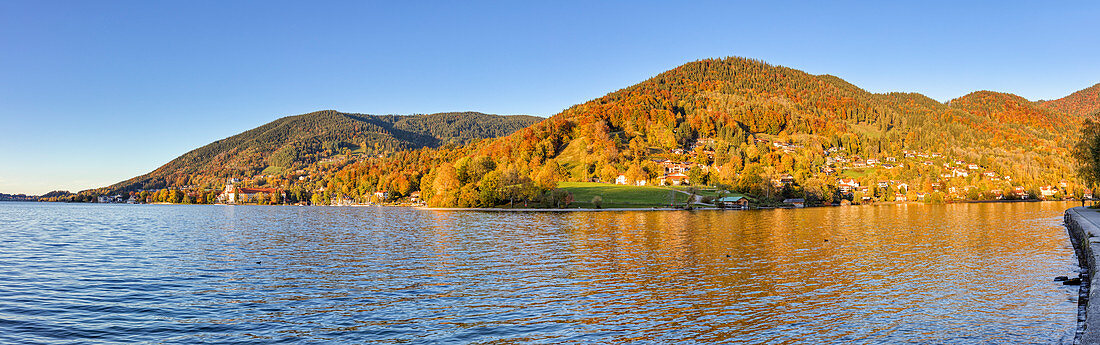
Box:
0, 201, 1081, 344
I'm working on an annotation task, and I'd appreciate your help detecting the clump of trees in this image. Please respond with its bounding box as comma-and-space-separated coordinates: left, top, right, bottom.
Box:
1074, 115, 1100, 202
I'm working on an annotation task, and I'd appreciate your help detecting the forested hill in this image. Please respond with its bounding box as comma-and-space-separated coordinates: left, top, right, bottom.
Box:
317, 57, 1096, 207
109, 110, 540, 192
1040, 83, 1100, 117
377, 112, 543, 145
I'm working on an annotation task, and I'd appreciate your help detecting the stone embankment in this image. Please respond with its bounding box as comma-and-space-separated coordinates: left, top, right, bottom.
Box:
1064, 207, 1100, 343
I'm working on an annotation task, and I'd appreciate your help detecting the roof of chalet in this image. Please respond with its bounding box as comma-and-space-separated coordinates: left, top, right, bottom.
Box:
717, 196, 746, 202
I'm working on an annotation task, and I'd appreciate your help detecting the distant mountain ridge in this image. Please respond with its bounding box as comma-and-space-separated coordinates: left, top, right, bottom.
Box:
317, 57, 1097, 207
0, 193, 37, 201
109, 110, 541, 192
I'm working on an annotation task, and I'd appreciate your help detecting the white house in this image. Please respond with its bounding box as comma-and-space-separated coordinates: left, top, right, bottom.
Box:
1040, 186, 1059, 198
838, 179, 860, 194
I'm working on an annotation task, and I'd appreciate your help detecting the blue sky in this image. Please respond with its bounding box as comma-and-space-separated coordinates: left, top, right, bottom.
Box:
1, 1, 1098, 195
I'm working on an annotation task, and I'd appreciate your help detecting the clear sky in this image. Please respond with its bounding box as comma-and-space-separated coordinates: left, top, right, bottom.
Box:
1, 1, 1098, 195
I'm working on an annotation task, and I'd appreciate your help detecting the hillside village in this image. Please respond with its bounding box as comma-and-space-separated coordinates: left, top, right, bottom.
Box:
88, 131, 1088, 208
604, 134, 1085, 206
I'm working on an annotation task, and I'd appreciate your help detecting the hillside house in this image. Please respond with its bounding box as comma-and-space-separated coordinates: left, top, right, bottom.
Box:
615, 175, 628, 185
991, 189, 1004, 199
968, 164, 980, 170
837, 179, 860, 194
658, 161, 694, 174
894, 194, 907, 202
373, 191, 389, 201
661, 173, 688, 186
1014, 186, 1029, 199
772, 142, 801, 153
896, 182, 909, 193
772, 174, 795, 188
331, 195, 356, 206
1040, 186, 1059, 198
97, 195, 123, 203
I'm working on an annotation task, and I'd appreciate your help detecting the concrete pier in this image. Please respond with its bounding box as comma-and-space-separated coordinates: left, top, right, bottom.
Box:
1064, 207, 1100, 344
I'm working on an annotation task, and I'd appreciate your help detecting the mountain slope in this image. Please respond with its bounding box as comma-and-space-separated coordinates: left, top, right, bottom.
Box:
949, 91, 1067, 130
110, 110, 540, 191
1040, 83, 1100, 117
317, 57, 1092, 207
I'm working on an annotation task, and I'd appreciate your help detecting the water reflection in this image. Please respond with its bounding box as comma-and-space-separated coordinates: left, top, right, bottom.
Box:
0, 202, 1079, 344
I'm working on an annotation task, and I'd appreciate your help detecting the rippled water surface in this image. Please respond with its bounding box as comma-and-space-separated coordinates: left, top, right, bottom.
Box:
0, 201, 1080, 344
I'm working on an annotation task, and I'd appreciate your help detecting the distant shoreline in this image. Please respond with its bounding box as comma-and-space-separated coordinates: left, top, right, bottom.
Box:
15, 198, 1073, 210
417, 199, 1065, 212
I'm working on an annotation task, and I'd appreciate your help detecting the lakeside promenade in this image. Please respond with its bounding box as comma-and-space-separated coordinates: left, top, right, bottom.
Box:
1064, 207, 1100, 343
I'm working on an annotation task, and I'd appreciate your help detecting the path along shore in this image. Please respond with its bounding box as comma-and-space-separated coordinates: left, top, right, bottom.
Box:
1063, 207, 1100, 343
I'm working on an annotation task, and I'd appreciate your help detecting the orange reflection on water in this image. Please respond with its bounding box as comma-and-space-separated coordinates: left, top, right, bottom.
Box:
172, 202, 1078, 343
553, 202, 1077, 343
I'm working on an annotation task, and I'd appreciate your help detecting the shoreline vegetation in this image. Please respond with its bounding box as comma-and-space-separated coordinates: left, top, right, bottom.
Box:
21, 197, 1060, 211
20, 178, 1074, 210
419, 199, 1055, 212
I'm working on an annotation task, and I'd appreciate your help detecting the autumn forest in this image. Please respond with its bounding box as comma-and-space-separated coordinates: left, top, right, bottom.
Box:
38, 57, 1100, 208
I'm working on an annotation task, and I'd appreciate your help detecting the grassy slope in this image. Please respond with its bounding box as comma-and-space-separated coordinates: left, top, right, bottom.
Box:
556, 182, 691, 208
664, 186, 748, 198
